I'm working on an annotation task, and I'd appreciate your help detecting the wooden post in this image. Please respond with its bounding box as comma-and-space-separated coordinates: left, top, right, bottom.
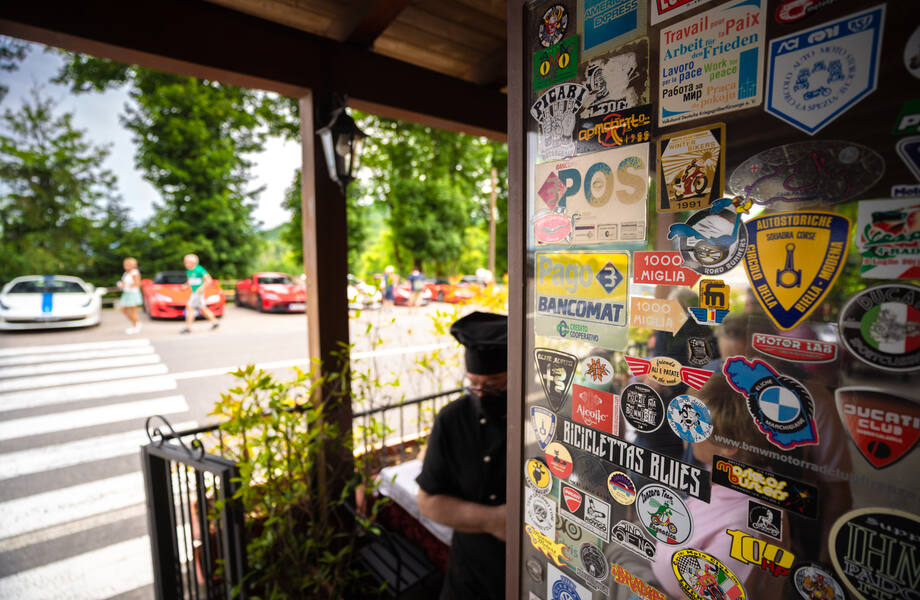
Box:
489, 166, 497, 275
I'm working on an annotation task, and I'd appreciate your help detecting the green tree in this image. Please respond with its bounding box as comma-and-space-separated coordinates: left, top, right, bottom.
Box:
0, 37, 29, 102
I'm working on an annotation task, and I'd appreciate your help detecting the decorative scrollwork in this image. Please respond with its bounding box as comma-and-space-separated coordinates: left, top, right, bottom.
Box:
145, 415, 205, 460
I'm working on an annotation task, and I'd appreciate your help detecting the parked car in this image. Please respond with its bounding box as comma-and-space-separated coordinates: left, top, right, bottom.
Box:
141, 271, 226, 319
426, 277, 480, 303
393, 282, 432, 306
611, 520, 656, 559
0, 275, 103, 330
347, 275, 382, 310
235, 272, 306, 313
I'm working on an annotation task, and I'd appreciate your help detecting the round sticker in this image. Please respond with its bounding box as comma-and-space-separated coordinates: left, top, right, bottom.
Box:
579, 543, 608, 581
667, 395, 713, 443
671, 201, 748, 276
525, 458, 553, 494
906, 26, 920, 79
581, 355, 614, 386
672, 548, 745, 600
526, 489, 556, 535
793, 564, 845, 600
538, 4, 568, 47
544, 442, 573, 479
839, 284, 920, 373
637, 484, 693, 545
607, 471, 637, 505
621, 383, 664, 432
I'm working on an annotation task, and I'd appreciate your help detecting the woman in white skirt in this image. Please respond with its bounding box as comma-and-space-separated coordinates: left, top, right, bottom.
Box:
117, 257, 143, 334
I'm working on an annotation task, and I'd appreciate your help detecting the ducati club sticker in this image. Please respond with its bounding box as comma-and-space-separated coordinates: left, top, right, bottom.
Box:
672, 549, 746, 600
668, 197, 751, 276
539, 4, 569, 48
793, 564, 845, 600
838, 284, 920, 372
633, 251, 701, 286
835, 387, 920, 469
856, 198, 920, 280
531, 406, 558, 451
743, 211, 850, 332
657, 123, 726, 213
534, 348, 578, 411
624, 355, 714, 390
712, 454, 818, 518
545, 442, 573, 479
724, 356, 818, 450
667, 395, 713, 443
580, 355, 614, 386
748, 501, 782, 541
526, 486, 557, 537
571, 383, 619, 435
607, 471, 637, 505
752, 332, 838, 363
620, 382, 665, 433
532, 83, 588, 162
560, 482, 611, 542
526, 458, 554, 494
636, 484, 693, 545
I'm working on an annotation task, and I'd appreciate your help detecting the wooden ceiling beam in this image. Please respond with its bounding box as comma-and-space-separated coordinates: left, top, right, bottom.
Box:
326, 0, 413, 48
466, 44, 507, 89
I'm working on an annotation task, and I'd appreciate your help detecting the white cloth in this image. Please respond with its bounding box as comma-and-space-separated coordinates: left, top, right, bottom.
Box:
121, 269, 140, 291
376, 459, 454, 546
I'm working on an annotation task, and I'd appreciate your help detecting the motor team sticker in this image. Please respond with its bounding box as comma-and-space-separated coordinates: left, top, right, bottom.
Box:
571, 383, 619, 435
743, 211, 850, 332
712, 454, 818, 518
658, 123, 726, 213
748, 501, 782, 541
607, 471, 637, 505
621, 382, 665, 433
578, 0, 645, 60
752, 332, 837, 363
726, 529, 795, 577
637, 484, 693, 545
793, 564, 846, 600
672, 548, 746, 600
856, 198, 920, 280
668, 395, 713, 443
535, 252, 630, 350
835, 387, 920, 469
531, 406, 558, 451
633, 251, 701, 286
630, 296, 688, 334
668, 197, 751, 276
533, 36, 578, 92
623, 355, 714, 390
526, 457, 554, 494
838, 284, 920, 372
559, 482, 611, 542
576, 105, 652, 155
581, 355, 613, 385
532, 83, 588, 162
658, 0, 765, 126
765, 4, 885, 135
545, 441, 574, 479
535, 348, 578, 411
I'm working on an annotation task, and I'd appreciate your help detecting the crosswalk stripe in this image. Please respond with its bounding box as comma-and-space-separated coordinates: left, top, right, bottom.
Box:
0, 354, 163, 379
0, 376, 177, 413
0, 338, 151, 358
0, 395, 188, 442
0, 364, 169, 393
0, 421, 197, 481
0, 345, 155, 367
0, 535, 153, 600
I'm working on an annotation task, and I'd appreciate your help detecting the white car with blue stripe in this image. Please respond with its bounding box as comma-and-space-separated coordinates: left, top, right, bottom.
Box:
0, 275, 103, 330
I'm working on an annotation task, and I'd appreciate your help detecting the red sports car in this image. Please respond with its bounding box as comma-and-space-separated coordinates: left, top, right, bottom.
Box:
425, 277, 479, 303
235, 272, 306, 313
141, 271, 226, 319
393, 282, 432, 306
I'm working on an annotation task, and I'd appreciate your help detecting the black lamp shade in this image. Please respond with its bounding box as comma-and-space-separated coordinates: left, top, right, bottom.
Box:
317, 106, 366, 191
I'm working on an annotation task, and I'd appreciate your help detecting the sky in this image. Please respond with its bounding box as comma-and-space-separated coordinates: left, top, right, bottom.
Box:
1, 39, 302, 230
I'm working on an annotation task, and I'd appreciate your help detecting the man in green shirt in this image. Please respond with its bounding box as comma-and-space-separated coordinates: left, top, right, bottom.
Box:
182, 253, 219, 333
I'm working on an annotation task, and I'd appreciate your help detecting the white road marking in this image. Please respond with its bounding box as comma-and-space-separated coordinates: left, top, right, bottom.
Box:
0, 354, 162, 379
0, 504, 146, 554
0, 421, 197, 481
0, 345, 155, 367
0, 338, 151, 358
0, 535, 153, 600
0, 364, 169, 393
0, 376, 177, 412
0, 395, 188, 441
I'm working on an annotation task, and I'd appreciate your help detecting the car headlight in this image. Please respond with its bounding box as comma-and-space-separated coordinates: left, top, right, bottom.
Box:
155, 293, 172, 303
0, 298, 8, 310
264, 293, 280, 300
82, 296, 94, 307
207, 294, 221, 303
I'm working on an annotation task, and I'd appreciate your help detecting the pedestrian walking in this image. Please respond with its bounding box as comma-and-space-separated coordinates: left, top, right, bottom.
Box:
117, 257, 143, 334
181, 254, 219, 334
381, 265, 397, 311
408, 267, 425, 311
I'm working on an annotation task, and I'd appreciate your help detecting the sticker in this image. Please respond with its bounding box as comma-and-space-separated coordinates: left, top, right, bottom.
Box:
534, 37, 578, 92
658, 0, 765, 127
743, 211, 850, 332
765, 5, 885, 135
748, 501, 782, 541
699, 279, 729, 310
531, 406, 558, 451
555, 516, 603, 576
688, 307, 728, 326
672, 548, 746, 600
893, 184, 920, 198
535, 348, 577, 412
623, 355, 714, 389
527, 486, 558, 537
726, 529, 795, 577
650, 0, 710, 26
579, 38, 649, 119
535, 252, 630, 350
561, 416, 711, 501
539, 4, 569, 48
533, 211, 579, 245
528, 524, 571, 567
723, 356, 818, 450
578, 542, 609, 588
526, 458, 555, 494
906, 25, 920, 79
835, 387, 920, 469
559, 482, 611, 542
838, 284, 920, 372
667, 395, 713, 443
897, 136, 920, 181
730, 141, 884, 207
687, 337, 713, 367
775, 0, 840, 24
611, 520, 657, 560
620, 383, 664, 433
668, 197, 750, 276
610, 563, 666, 599
636, 484, 693, 545
581, 356, 614, 386
630, 296, 688, 334
633, 251, 701, 286
893, 99, 920, 135
545, 441, 574, 479
532, 83, 588, 162
607, 471, 637, 505
712, 454, 818, 518
533, 145, 648, 245
657, 124, 725, 213
578, 0, 645, 60
576, 105, 652, 155
548, 563, 590, 600
793, 564, 845, 600
527, 559, 544, 584
752, 332, 837, 363
829, 508, 920, 600
572, 383, 619, 435
855, 199, 920, 280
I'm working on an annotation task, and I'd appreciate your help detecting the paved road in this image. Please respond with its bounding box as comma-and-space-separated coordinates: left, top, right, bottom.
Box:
0, 303, 461, 599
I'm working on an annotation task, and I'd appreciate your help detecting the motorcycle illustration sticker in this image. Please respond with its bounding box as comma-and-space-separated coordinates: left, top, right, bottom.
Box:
637, 484, 693, 545
657, 124, 725, 213
672, 548, 746, 600
668, 197, 751, 276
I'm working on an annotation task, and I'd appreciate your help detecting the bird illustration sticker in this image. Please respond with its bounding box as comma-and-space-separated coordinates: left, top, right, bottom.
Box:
668, 197, 751, 276
658, 124, 725, 213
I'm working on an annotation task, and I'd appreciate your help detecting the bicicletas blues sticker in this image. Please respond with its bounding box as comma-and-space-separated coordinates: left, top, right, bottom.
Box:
835, 387, 920, 469
532, 83, 588, 162
672, 548, 746, 600
838, 284, 920, 372
668, 197, 751, 277
712, 454, 818, 518
765, 4, 885, 135
637, 484, 693, 545
856, 198, 920, 280
534, 348, 577, 412
743, 211, 850, 331
657, 123, 725, 213
531, 406, 558, 451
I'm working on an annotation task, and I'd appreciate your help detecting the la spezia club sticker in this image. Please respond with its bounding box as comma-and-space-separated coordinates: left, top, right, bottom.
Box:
559, 482, 611, 542
726, 528, 795, 577
531, 406, 557, 451
571, 384, 619, 435
829, 507, 920, 600
657, 123, 726, 213
636, 484, 693, 545
856, 198, 920, 280
525, 486, 557, 538
534, 348, 577, 412
838, 284, 920, 373
620, 382, 665, 432
547, 563, 590, 600
624, 355, 714, 390
723, 356, 818, 450
793, 564, 845, 600
667, 395, 713, 443
607, 471, 637, 505
526, 458, 554, 494
835, 387, 920, 469
579, 355, 613, 386
712, 454, 818, 518
544, 442, 573, 479
743, 211, 850, 332
672, 548, 746, 600
668, 197, 750, 277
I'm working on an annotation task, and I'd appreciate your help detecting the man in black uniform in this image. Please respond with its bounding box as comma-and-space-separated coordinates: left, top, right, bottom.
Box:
417, 311, 507, 600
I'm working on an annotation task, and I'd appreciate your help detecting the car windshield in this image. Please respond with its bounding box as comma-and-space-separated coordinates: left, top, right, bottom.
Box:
154, 272, 188, 284
258, 276, 293, 285
8, 279, 86, 294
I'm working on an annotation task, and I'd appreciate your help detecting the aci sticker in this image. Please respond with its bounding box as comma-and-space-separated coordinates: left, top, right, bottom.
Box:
620, 382, 664, 433
657, 123, 726, 213
631, 296, 688, 334
667, 395, 713, 443
526, 486, 557, 537
637, 484, 693, 545
633, 251, 701, 286
748, 501, 782, 541
532, 83, 588, 162
668, 197, 750, 277
529, 525, 570, 566
752, 332, 837, 363
835, 387, 920, 469
547, 563, 590, 600
534, 348, 577, 411
610, 563, 665, 599
897, 136, 920, 181
672, 549, 746, 600
765, 5, 885, 135
533, 37, 578, 92
856, 199, 920, 280
611, 520, 657, 560
830, 508, 920, 600
578, 0, 645, 61
624, 355, 714, 390
743, 211, 850, 332
838, 284, 920, 372
581, 356, 613, 385
726, 529, 795, 577
526, 458, 554, 494
712, 454, 818, 518
775, 0, 840, 24
724, 356, 818, 450
531, 406, 558, 451
687, 337, 713, 367
793, 564, 845, 600
535, 252, 629, 350
539, 4, 569, 48
607, 471, 637, 505
893, 99, 920, 135
559, 482, 611, 542
545, 442, 573, 479
571, 384, 618, 435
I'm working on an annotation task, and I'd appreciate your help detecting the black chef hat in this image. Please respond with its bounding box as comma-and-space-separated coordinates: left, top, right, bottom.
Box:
450, 311, 508, 375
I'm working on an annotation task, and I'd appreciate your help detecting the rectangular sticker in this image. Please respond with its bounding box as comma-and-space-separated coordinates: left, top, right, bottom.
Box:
576, 104, 652, 155
712, 454, 817, 518
658, 0, 765, 126
650, 0, 713, 26
579, 38, 650, 119
535, 252, 629, 350
855, 198, 920, 280
579, 0, 646, 61
657, 123, 725, 212
572, 384, 619, 435
559, 482, 611, 541
533, 36, 579, 92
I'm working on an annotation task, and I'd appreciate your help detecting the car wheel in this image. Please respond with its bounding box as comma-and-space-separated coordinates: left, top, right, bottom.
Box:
615, 531, 625, 543
235, 290, 243, 307
644, 544, 655, 558
437, 291, 444, 302
257, 295, 266, 312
